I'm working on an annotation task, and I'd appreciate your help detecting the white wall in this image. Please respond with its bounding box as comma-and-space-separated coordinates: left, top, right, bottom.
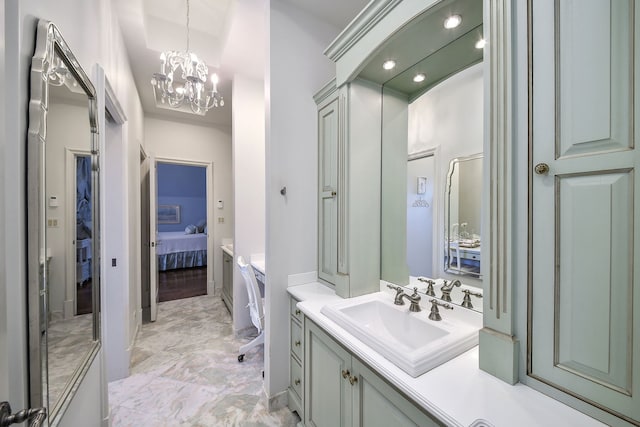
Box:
408, 63, 483, 285
265, 0, 340, 400
232, 74, 266, 332
145, 117, 233, 294
1, 0, 144, 423
406, 155, 435, 277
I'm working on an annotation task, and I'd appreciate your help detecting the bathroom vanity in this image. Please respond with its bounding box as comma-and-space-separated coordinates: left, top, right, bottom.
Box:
288, 282, 604, 427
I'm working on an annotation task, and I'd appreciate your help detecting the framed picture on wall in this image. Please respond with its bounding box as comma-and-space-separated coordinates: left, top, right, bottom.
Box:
158, 204, 181, 224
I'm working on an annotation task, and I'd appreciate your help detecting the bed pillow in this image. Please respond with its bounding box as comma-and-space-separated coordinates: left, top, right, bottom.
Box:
196, 219, 207, 233
185, 224, 197, 234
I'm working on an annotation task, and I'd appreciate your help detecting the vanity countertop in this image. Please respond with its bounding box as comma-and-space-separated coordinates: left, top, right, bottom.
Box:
287, 282, 605, 427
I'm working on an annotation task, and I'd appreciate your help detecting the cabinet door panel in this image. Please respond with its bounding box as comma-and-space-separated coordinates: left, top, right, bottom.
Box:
318, 98, 339, 284
305, 320, 352, 427
352, 359, 442, 427
530, 0, 640, 422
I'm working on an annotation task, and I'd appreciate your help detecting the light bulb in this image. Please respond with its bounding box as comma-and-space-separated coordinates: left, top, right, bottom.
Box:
413, 73, 426, 83
444, 15, 462, 29
382, 60, 396, 70
211, 73, 219, 84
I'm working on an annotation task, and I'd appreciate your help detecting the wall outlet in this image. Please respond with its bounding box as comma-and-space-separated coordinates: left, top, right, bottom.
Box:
218, 217, 224, 223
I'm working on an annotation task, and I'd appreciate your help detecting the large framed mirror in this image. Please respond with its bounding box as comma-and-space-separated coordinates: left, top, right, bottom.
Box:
443, 154, 482, 278
27, 20, 100, 424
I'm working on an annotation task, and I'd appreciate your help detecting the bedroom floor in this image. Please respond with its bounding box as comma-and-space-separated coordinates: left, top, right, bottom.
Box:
158, 267, 207, 302
108, 294, 300, 426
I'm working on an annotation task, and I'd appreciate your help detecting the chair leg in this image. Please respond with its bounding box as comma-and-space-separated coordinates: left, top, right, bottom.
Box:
238, 331, 265, 362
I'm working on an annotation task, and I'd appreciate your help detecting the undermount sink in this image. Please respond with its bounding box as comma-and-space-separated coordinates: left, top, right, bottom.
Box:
320, 292, 482, 377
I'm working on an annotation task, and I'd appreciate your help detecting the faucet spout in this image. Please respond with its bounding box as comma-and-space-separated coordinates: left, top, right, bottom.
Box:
440, 279, 461, 302
398, 287, 421, 312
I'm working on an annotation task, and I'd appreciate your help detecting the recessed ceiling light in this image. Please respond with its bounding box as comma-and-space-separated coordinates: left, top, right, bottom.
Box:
413, 73, 426, 83
444, 15, 462, 29
475, 39, 486, 49
382, 60, 396, 70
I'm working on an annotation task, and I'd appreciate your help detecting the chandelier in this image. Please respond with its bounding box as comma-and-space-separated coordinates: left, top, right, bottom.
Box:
150, 0, 224, 115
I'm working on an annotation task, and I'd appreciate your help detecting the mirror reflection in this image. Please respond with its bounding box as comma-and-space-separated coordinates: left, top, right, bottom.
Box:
28, 20, 100, 422
444, 155, 482, 278
374, 0, 484, 309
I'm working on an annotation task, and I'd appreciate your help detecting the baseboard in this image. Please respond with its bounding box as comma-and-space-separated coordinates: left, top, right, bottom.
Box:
267, 389, 288, 412
288, 271, 317, 287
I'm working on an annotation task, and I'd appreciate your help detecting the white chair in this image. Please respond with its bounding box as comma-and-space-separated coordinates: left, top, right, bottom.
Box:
236, 256, 265, 362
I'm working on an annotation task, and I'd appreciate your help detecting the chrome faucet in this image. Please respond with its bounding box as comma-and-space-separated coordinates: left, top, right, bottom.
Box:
387, 284, 421, 312
440, 279, 461, 302
428, 299, 454, 321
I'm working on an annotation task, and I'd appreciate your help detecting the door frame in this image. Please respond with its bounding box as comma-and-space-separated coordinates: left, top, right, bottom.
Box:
153, 157, 215, 297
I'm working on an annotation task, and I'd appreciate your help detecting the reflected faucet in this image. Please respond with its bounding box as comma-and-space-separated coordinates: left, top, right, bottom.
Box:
440, 279, 461, 302
417, 277, 436, 296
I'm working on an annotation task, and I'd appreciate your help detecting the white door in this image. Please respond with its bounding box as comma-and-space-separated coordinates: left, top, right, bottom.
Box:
149, 156, 159, 322
530, 0, 640, 423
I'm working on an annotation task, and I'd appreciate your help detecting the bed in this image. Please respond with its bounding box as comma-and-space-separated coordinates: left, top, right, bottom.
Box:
157, 231, 207, 271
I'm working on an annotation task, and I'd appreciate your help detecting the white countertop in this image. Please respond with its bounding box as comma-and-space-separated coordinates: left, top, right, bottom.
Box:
221, 244, 233, 256
250, 258, 265, 275
287, 282, 605, 427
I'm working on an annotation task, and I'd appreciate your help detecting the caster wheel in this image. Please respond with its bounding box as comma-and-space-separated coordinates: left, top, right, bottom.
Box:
238, 354, 245, 362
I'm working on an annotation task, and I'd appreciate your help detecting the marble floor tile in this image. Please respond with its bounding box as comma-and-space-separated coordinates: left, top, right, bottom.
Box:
109, 295, 299, 426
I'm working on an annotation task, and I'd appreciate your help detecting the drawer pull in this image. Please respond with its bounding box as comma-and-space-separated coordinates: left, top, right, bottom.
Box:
295, 309, 301, 315
294, 340, 301, 347
294, 378, 301, 386
341, 369, 350, 379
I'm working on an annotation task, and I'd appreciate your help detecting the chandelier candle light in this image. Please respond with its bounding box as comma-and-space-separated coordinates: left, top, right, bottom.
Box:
150, 0, 223, 115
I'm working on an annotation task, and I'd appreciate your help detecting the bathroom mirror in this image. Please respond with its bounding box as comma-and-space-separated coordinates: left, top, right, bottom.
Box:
443, 154, 482, 278
27, 20, 100, 424
368, 0, 483, 308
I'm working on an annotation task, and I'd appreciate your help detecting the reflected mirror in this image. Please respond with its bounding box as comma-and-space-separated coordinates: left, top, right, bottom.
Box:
27, 20, 100, 424
444, 155, 482, 278
363, 0, 484, 307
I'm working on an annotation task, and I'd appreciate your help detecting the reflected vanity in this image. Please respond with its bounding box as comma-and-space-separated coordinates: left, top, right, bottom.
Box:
27, 20, 101, 425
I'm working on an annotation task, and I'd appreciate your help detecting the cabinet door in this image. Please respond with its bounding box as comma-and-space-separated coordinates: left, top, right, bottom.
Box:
352, 359, 443, 427
304, 320, 353, 427
318, 97, 341, 286
530, 0, 640, 423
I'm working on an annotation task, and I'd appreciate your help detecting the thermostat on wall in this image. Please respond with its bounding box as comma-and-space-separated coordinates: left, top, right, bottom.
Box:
49, 196, 59, 207
217, 200, 224, 209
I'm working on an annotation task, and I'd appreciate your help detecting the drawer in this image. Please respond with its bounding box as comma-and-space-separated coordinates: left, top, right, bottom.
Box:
290, 297, 303, 323
290, 319, 303, 361
290, 355, 303, 401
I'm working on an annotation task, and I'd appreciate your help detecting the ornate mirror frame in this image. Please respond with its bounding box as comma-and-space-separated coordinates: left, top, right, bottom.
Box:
27, 19, 100, 424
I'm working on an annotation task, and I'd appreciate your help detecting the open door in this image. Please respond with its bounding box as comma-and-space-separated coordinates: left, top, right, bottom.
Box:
149, 156, 158, 322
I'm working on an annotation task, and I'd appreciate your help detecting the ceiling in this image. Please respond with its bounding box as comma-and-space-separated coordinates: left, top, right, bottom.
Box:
113, 0, 369, 129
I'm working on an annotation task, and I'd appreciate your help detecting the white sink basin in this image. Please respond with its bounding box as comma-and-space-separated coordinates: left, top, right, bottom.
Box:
320, 292, 481, 377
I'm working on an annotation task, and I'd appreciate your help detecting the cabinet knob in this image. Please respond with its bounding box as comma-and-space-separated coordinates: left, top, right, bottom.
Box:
295, 309, 301, 315
294, 378, 301, 386
341, 369, 350, 379
295, 340, 301, 347
349, 375, 358, 386
331, 191, 337, 197
534, 163, 550, 175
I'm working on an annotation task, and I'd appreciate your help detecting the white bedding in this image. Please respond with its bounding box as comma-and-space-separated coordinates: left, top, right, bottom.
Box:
157, 231, 207, 255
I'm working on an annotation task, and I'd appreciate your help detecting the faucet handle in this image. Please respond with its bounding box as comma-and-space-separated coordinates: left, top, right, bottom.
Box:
428, 299, 454, 321
417, 277, 436, 296
411, 287, 420, 299
461, 289, 483, 309
387, 284, 405, 305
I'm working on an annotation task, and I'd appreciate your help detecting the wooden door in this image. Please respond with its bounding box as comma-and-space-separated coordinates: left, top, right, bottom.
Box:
149, 156, 158, 322
530, 0, 640, 422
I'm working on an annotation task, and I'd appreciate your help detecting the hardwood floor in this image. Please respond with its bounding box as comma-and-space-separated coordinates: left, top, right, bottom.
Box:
158, 266, 207, 302
76, 279, 93, 315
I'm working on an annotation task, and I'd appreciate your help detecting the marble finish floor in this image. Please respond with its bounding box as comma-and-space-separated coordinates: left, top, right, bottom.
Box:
109, 295, 299, 426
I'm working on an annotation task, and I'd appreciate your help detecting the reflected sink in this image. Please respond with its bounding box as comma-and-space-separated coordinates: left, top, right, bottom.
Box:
320, 292, 481, 377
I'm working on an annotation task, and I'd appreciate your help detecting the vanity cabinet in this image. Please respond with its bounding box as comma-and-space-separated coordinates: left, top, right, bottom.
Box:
221, 251, 233, 315
304, 319, 443, 427
314, 79, 382, 298
288, 296, 304, 418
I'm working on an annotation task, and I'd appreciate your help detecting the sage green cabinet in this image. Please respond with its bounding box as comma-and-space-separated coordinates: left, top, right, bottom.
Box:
288, 297, 304, 418
304, 319, 443, 427
314, 78, 382, 298
221, 251, 233, 315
